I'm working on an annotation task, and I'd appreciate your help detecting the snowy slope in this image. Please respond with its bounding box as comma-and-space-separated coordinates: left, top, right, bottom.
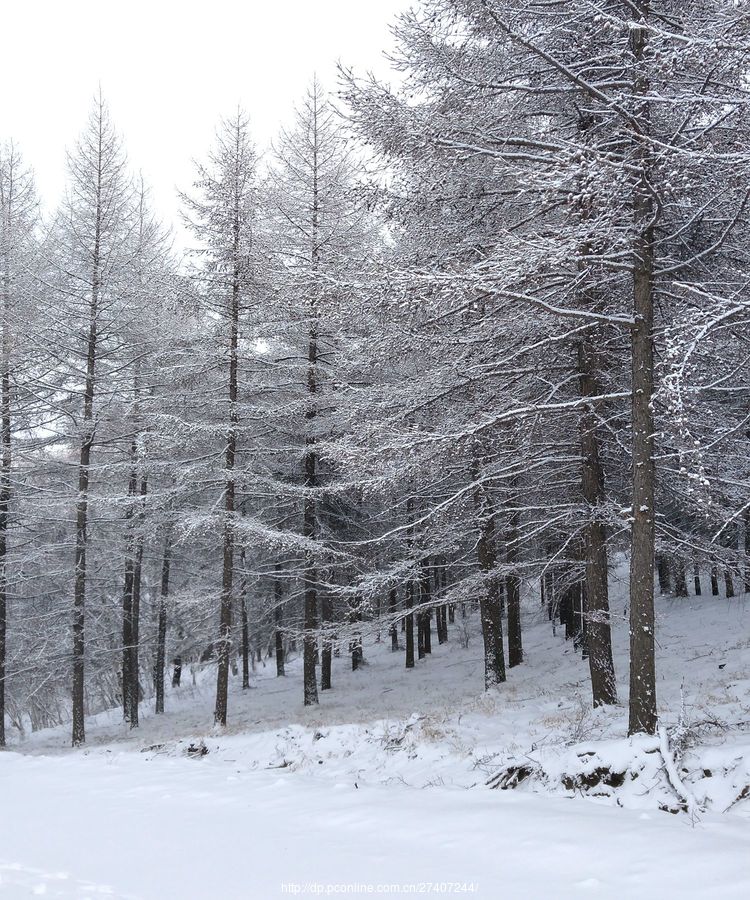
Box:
2, 564, 750, 898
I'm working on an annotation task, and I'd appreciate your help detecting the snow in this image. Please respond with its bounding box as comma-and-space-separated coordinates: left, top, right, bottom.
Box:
1, 749, 750, 899
2, 561, 749, 898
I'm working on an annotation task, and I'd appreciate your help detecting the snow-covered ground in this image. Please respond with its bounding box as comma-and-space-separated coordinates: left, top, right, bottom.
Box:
2, 564, 750, 898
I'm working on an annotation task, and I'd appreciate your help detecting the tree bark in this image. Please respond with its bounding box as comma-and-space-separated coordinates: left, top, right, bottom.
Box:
154, 527, 171, 714
214, 165, 241, 728
389, 587, 399, 651
321, 589, 332, 690
674, 558, 688, 598
121, 451, 137, 721
72, 151, 103, 746
505, 499, 523, 668
126, 474, 146, 728
656, 554, 672, 594
628, 4, 658, 736
577, 337, 617, 706
302, 337, 319, 704
274, 565, 285, 677
405, 496, 415, 668
239, 548, 250, 690
421, 562, 432, 655
471, 463, 506, 687
405, 576, 415, 668
710, 564, 719, 596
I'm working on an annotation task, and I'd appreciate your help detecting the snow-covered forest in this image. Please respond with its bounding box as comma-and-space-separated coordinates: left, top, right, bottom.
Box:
2, 1, 750, 897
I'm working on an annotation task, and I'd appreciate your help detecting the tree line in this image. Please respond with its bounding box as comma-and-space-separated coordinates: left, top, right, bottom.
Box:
1, 0, 749, 747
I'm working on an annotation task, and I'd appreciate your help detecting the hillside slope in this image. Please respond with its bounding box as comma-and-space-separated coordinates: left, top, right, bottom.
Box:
2, 569, 750, 899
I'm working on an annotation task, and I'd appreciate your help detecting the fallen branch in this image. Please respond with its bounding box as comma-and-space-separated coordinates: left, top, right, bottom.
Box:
658, 725, 701, 818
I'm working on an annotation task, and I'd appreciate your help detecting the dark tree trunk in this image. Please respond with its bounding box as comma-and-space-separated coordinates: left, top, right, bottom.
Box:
436, 563, 448, 644
274, 567, 285, 677
301, 320, 319, 705
72, 261, 100, 747
674, 558, 688, 597
421, 561, 432, 655
628, 8, 657, 736
405, 495, 415, 668
351, 638, 363, 671
154, 528, 171, 715
126, 475, 146, 728
405, 578, 415, 669
240, 549, 250, 690
389, 587, 399, 651
710, 565, 719, 596
121, 451, 138, 722
506, 501, 523, 668
417, 603, 425, 660
471, 465, 506, 687
577, 337, 617, 706
171, 656, 182, 688
321, 590, 332, 690
437, 605, 447, 645
693, 563, 702, 597
214, 168, 243, 727
302, 533, 318, 705
724, 569, 735, 598
479, 520, 506, 687
656, 554, 672, 594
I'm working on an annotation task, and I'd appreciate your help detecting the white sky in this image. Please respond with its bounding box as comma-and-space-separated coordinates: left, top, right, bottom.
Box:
1, 0, 408, 232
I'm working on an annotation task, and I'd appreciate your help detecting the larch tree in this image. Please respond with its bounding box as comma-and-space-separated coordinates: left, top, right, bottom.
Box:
49, 94, 134, 746
181, 110, 259, 728
265, 78, 376, 705
0, 142, 38, 747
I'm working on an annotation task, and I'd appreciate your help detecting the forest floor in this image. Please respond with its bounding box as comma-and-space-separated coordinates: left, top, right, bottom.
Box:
2, 560, 750, 898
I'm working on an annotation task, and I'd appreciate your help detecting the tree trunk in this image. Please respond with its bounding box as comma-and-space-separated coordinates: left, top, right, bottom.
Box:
274, 565, 285, 677
321, 590, 332, 690
302, 375, 319, 705
674, 558, 688, 598
421, 561, 432, 655
471, 465, 506, 688
121, 449, 137, 722
240, 548, 250, 690
656, 554, 672, 594
724, 569, 735, 599
710, 564, 719, 596
171, 656, 182, 688
506, 500, 523, 668
389, 588, 399, 651
628, 5, 658, 737
127, 474, 146, 728
405, 578, 415, 669
72, 220, 101, 747
405, 496, 415, 668
693, 563, 702, 597
154, 528, 171, 715
214, 194, 241, 728
577, 337, 617, 706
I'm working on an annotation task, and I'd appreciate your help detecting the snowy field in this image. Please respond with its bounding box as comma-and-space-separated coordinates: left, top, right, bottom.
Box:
2, 569, 750, 899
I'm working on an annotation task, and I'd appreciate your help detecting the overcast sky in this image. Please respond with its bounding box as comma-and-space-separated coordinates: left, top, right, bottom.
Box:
1, 0, 408, 231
